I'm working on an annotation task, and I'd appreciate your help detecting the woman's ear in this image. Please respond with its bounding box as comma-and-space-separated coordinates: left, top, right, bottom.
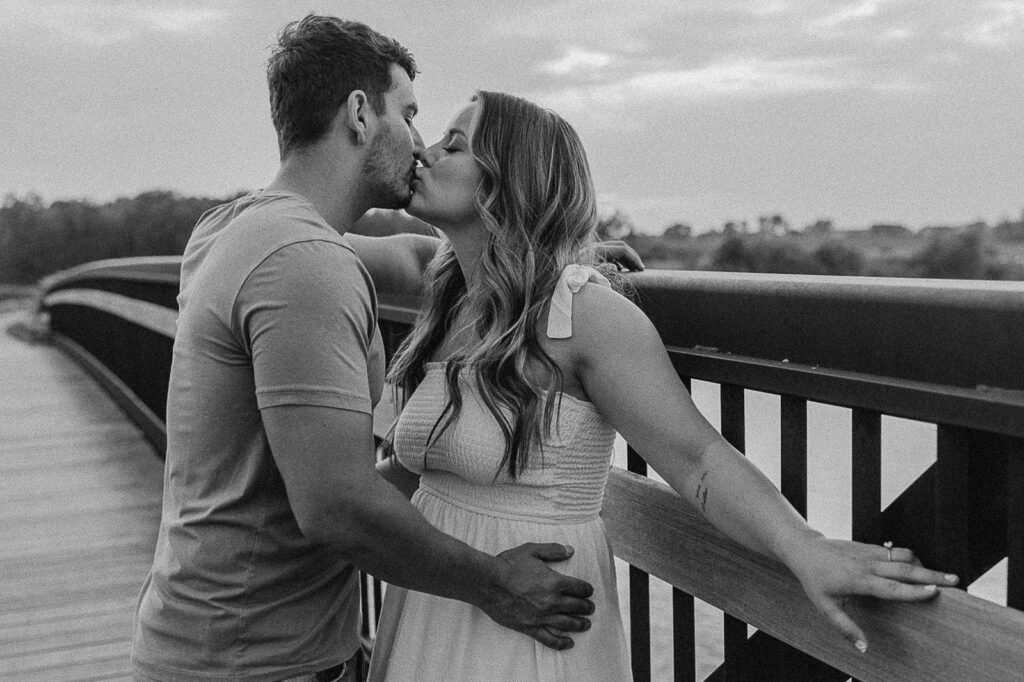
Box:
345, 90, 371, 145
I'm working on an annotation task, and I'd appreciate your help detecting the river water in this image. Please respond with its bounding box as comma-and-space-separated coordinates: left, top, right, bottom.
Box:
611, 380, 1008, 679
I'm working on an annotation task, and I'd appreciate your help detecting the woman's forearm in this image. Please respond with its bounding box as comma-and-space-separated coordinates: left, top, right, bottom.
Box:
684, 438, 821, 566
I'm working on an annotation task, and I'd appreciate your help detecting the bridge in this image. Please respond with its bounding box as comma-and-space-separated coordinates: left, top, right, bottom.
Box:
3, 256, 1024, 681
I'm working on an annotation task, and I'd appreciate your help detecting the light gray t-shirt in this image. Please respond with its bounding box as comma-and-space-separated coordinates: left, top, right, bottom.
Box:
132, 190, 385, 681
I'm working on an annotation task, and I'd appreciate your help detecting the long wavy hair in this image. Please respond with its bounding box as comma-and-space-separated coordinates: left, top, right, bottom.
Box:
388, 91, 599, 479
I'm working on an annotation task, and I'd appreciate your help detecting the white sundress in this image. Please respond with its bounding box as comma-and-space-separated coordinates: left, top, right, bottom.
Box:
367, 266, 632, 681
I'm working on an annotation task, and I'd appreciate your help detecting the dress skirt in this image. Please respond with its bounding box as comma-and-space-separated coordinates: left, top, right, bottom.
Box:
367, 474, 631, 681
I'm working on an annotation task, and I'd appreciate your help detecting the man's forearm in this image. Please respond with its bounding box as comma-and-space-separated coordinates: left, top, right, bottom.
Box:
311, 472, 499, 607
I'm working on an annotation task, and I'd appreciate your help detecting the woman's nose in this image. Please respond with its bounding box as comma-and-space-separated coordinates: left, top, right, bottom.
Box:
416, 145, 437, 167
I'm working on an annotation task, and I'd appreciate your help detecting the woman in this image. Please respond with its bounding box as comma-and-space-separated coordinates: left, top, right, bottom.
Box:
367, 92, 956, 681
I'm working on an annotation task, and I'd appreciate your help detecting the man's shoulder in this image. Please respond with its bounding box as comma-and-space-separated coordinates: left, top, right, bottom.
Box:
224, 192, 344, 246
181, 193, 366, 308
197, 194, 357, 268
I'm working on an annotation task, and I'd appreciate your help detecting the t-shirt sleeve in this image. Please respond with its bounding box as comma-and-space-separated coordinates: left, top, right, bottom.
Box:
235, 239, 377, 414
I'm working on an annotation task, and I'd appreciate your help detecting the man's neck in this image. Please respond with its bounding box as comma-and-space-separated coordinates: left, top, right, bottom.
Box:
265, 152, 368, 234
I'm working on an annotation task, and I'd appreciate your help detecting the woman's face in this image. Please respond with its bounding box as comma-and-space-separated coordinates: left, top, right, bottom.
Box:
406, 101, 483, 228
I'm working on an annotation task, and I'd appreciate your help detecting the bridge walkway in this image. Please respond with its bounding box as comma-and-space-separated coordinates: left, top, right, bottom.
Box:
0, 310, 162, 681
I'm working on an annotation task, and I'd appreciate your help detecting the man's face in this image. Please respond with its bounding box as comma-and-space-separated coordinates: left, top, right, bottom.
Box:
363, 64, 422, 210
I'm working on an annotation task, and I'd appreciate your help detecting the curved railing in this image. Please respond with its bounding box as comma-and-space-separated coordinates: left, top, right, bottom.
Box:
39, 256, 180, 452
37, 258, 1024, 681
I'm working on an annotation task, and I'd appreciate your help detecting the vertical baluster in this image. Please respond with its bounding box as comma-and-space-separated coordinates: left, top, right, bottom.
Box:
672, 589, 695, 682
851, 409, 882, 544
1008, 438, 1024, 609
846, 408, 883, 682
360, 573, 371, 640
671, 374, 696, 682
720, 384, 750, 682
780, 396, 848, 680
373, 577, 383, 630
781, 395, 808, 518
777, 395, 807, 680
627, 444, 651, 682
935, 425, 972, 586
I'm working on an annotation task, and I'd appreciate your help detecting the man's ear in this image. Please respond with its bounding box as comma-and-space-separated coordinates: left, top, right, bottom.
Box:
345, 90, 372, 145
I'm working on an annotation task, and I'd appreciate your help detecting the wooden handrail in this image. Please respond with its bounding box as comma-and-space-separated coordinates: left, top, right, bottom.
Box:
603, 469, 1024, 681
44, 288, 177, 338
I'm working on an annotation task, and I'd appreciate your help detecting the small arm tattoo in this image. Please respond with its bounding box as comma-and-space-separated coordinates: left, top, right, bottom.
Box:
695, 470, 710, 514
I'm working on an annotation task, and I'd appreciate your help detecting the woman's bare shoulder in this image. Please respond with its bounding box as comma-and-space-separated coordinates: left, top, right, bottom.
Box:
572, 281, 653, 336
553, 279, 662, 382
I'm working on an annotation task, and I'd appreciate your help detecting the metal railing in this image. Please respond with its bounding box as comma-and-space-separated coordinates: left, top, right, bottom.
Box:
37, 259, 1024, 681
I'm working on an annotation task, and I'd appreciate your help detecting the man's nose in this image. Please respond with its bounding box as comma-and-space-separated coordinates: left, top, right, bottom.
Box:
411, 125, 425, 157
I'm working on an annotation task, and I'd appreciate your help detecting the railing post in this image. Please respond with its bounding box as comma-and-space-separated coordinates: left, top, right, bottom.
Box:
1009, 439, 1024, 610
672, 375, 696, 682
775, 396, 849, 682
719, 384, 751, 682
935, 425, 973, 585
627, 444, 652, 682
780, 395, 808, 518
672, 589, 695, 682
851, 409, 883, 545
934, 425, 1011, 588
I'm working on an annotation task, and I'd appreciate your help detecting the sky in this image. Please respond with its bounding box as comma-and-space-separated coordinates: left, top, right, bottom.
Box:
2, 0, 1022, 234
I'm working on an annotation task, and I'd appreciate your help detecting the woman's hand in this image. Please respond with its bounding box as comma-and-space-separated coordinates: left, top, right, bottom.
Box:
585, 240, 645, 272
786, 536, 960, 652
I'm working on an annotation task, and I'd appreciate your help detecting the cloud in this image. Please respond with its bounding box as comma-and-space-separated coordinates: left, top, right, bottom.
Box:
807, 0, 883, 32
535, 56, 849, 114
633, 58, 845, 95
0, 1, 230, 46
540, 47, 614, 76
962, 0, 1024, 47
879, 26, 913, 41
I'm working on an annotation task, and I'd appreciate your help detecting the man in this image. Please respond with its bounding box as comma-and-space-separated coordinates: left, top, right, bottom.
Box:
131, 16, 594, 682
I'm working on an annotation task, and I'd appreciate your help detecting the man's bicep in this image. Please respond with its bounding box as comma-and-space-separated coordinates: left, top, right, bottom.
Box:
244, 242, 376, 413
262, 404, 376, 537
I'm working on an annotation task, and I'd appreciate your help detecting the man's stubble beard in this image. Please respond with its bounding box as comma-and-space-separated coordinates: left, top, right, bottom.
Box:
363, 126, 412, 210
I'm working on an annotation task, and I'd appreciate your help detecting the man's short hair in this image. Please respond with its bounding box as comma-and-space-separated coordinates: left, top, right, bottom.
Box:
267, 15, 417, 157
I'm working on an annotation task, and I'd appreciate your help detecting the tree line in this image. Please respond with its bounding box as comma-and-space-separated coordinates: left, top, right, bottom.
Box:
3, 191, 1023, 284
602, 213, 1024, 281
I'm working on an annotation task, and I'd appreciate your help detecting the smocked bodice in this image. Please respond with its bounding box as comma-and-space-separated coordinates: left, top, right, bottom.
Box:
394, 363, 616, 522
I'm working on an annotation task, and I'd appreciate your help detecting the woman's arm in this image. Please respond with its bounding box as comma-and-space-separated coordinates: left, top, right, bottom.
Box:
347, 231, 440, 299
565, 284, 957, 652
348, 211, 645, 299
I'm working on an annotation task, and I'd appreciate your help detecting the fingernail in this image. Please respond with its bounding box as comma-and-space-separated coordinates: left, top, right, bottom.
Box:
855, 640, 868, 654
923, 584, 937, 593
945, 574, 959, 583
564, 545, 574, 556
583, 619, 591, 630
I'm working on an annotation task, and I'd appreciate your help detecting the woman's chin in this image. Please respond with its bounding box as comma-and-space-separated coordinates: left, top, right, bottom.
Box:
404, 196, 429, 222
404, 204, 423, 221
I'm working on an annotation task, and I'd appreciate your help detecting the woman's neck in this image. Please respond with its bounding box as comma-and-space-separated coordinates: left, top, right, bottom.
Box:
440, 221, 490, 284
